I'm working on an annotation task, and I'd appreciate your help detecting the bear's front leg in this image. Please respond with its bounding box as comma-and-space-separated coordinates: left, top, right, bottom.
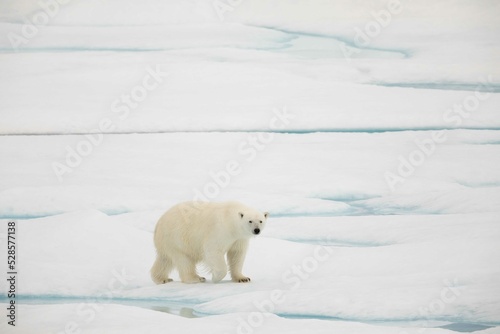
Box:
228, 240, 251, 283
204, 248, 228, 283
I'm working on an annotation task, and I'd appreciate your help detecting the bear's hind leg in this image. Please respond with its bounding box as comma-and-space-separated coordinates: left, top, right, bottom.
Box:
204, 249, 228, 283
150, 254, 174, 284
175, 253, 205, 284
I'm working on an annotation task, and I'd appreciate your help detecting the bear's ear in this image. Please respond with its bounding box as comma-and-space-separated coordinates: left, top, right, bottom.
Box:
264, 212, 269, 219
239, 212, 244, 219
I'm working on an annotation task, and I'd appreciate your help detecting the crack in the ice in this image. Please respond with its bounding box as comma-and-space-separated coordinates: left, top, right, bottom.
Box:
245, 24, 410, 58
370, 82, 500, 93
3, 128, 500, 137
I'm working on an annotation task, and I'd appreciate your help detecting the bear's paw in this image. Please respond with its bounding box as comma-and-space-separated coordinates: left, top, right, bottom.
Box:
234, 277, 251, 283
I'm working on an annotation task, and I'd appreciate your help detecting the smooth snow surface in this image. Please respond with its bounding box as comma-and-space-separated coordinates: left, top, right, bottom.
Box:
0, 0, 499, 333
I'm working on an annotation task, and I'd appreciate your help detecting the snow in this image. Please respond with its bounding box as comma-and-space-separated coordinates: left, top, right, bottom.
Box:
1, 130, 500, 218
8, 303, 500, 334
1, 0, 500, 332
1, 211, 500, 333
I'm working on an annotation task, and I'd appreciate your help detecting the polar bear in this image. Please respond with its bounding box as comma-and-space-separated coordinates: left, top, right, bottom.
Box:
151, 201, 268, 284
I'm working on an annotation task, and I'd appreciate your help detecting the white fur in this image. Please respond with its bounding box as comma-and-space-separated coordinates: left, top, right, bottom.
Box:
151, 201, 268, 284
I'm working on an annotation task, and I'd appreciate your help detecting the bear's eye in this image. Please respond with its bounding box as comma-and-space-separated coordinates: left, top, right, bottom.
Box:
259, 221, 262, 224
249, 221, 253, 224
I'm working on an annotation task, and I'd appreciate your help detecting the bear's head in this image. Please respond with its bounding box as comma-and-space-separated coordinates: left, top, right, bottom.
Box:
238, 210, 268, 237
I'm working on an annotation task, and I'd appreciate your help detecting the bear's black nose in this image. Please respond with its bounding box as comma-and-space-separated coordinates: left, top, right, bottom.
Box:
254, 228, 260, 235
